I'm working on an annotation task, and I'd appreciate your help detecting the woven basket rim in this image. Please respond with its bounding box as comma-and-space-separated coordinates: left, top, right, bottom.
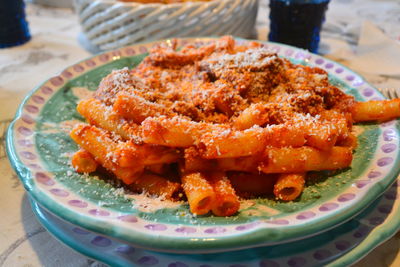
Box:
83, 0, 249, 8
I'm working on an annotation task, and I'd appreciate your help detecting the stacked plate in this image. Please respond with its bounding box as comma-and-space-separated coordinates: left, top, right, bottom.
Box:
7, 38, 400, 266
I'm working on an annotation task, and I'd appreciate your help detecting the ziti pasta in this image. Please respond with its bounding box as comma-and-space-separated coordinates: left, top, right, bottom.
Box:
70, 36, 400, 216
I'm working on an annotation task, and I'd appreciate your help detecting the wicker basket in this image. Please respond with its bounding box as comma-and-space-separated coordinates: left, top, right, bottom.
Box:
74, 0, 258, 51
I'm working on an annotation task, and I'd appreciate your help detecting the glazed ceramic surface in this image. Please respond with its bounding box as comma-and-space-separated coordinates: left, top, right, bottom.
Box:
30, 180, 400, 266
7, 38, 400, 253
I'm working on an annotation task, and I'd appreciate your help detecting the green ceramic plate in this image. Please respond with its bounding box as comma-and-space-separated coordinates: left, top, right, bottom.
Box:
30, 180, 400, 266
6, 38, 400, 253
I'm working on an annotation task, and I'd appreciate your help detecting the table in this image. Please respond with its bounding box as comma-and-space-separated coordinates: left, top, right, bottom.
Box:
1, 1, 400, 266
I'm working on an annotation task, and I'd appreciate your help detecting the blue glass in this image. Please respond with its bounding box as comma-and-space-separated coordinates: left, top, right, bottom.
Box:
0, 0, 31, 48
268, 0, 330, 53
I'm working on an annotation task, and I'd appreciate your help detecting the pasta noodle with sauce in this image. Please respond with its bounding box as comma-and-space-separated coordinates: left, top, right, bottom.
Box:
70, 36, 400, 216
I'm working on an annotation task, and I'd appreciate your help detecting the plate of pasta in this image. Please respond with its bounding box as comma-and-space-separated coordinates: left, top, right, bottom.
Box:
7, 36, 400, 253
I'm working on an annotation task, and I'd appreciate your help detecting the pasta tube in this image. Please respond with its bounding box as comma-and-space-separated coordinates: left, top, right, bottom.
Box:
198, 127, 268, 159
115, 142, 181, 168
352, 99, 400, 122
77, 98, 140, 141
305, 123, 339, 151
184, 147, 260, 173
181, 172, 215, 215
261, 146, 352, 173
199, 124, 306, 159
141, 116, 199, 147
273, 173, 306, 201
71, 149, 99, 173
209, 172, 240, 217
113, 92, 172, 123
233, 103, 271, 130
70, 124, 143, 184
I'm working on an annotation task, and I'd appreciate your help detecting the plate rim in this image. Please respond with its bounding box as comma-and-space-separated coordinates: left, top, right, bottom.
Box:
29, 183, 400, 267
6, 37, 400, 253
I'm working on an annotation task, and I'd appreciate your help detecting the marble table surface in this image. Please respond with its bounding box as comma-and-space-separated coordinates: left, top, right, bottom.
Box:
1, 0, 400, 266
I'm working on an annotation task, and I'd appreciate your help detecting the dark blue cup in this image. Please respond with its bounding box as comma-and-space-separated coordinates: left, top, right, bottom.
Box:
268, 0, 330, 53
0, 0, 31, 48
